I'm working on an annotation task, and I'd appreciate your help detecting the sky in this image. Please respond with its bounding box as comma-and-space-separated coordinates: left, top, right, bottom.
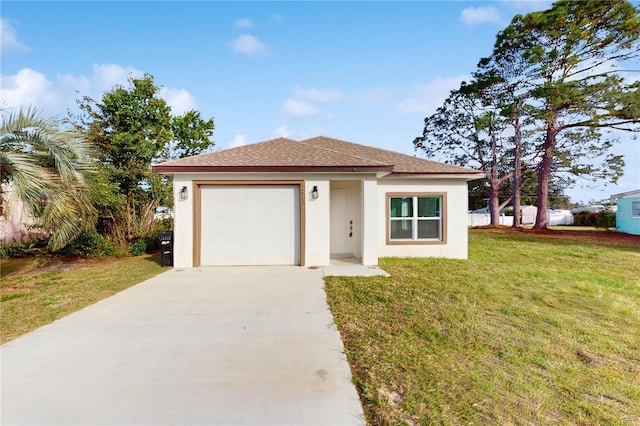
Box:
1, 0, 638, 205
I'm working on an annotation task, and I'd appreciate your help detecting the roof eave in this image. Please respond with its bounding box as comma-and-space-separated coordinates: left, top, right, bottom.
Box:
152, 165, 395, 174
382, 172, 485, 180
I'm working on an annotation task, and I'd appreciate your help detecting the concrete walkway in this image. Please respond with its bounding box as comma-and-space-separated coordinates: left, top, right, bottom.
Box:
1, 267, 365, 425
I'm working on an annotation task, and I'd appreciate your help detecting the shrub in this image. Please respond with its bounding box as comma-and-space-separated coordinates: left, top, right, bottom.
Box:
0, 239, 47, 258
573, 211, 597, 226
595, 209, 616, 229
131, 239, 148, 256
61, 229, 115, 258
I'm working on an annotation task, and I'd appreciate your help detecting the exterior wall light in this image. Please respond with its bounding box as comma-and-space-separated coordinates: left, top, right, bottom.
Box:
311, 186, 319, 200
179, 186, 188, 201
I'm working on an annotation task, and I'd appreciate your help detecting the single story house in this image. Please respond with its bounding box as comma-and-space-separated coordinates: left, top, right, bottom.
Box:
152, 136, 484, 268
610, 189, 640, 235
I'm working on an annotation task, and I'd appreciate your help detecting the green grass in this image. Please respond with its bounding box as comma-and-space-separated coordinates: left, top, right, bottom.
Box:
1, 254, 168, 343
325, 228, 640, 425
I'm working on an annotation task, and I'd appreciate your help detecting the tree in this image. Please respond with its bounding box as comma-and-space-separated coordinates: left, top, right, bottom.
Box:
415, 82, 514, 225
167, 110, 215, 160
75, 74, 215, 243
492, 0, 640, 228
76, 74, 173, 242
0, 107, 96, 250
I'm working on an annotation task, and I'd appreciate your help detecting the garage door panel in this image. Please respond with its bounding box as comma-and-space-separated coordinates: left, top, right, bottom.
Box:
256, 219, 291, 234
211, 219, 248, 234
212, 203, 247, 219
257, 203, 290, 217
200, 185, 299, 266
212, 236, 247, 249
256, 188, 290, 201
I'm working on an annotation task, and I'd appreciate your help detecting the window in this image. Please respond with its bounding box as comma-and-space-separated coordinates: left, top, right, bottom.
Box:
633, 201, 640, 218
387, 194, 445, 243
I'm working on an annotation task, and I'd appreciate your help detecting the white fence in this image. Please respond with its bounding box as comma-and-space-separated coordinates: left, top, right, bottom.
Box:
468, 210, 574, 227
468, 214, 514, 227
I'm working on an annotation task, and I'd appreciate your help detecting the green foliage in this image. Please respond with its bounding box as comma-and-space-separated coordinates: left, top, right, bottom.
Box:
595, 209, 616, 229
131, 239, 148, 256
79, 74, 172, 195
61, 229, 115, 258
573, 210, 616, 228
168, 110, 215, 159
1, 107, 97, 251
70, 73, 213, 250
422, 0, 640, 229
494, 0, 640, 228
573, 211, 596, 226
0, 239, 47, 258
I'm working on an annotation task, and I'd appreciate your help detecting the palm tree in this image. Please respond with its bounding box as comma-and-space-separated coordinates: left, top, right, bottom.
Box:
0, 107, 97, 251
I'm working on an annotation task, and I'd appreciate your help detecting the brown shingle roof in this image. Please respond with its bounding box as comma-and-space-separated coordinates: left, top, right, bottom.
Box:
152, 136, 480, 176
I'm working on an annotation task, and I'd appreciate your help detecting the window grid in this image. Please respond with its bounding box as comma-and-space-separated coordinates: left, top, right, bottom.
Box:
389, 196, 441, 241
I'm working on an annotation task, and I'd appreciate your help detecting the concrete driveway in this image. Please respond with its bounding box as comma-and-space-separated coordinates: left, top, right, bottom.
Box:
1, 267, 365, 425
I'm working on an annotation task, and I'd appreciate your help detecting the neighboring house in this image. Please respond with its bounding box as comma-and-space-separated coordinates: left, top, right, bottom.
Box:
152, 136, 484, 268
610, 189, 640, 236
0, 183, 42, 244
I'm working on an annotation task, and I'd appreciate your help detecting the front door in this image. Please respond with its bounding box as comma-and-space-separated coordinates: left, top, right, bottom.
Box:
330, 187, 352, 256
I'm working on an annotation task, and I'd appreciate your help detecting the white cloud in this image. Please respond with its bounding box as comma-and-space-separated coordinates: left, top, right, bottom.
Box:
460, 6, 503, 25
0, 18, 29, 55
90, 63, 144, 91
1, 64, 198, 118
228, 134, 248, 148
159, 87, 198, 115
282, 99, 319, 118
0, 68, 60, 111
235, 18, 253, 29
396, 75, 470, 115
273, 126, 292, 138
231, 34, 266, 56
280, 86, 345, 120
293, 87, 344, 103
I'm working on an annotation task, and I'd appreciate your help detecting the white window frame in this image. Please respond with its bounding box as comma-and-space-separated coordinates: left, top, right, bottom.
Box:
387, 193, 446, 244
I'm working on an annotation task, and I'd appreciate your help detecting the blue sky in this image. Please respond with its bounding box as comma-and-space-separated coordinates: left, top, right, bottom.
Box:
2, 1, 638, 204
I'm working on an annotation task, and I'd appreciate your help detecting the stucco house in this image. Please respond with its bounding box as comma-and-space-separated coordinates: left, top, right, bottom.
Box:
611, 189, 640, 235
152, 136, 484, 268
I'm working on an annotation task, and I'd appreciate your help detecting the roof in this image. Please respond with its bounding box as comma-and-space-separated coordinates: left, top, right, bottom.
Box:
152, 136, 482, 177
610, 189, 640, 200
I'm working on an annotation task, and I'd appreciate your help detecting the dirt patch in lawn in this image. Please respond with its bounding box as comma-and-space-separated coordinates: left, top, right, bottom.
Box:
521, 228, 640, 248
1, 256, 119, 279
473, 225, 640, 250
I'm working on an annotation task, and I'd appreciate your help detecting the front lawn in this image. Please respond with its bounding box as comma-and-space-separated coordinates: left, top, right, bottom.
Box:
326, 228, 640, 425
1, 254, 168, 343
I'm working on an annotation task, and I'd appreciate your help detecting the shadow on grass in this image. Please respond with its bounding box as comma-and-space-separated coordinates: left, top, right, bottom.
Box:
140, 251, 167, 268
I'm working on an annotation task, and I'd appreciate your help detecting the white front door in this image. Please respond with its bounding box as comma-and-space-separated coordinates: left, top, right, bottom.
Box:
200, 185, 300, 265
330, 187, 352, 256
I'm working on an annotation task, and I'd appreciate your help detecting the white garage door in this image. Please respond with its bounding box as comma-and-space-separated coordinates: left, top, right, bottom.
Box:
200, 185, 300, 265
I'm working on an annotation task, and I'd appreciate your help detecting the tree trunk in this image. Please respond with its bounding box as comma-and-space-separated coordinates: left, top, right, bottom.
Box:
488, 183, 501, 225
512, 117, 522, 228
534, 123, 557, 229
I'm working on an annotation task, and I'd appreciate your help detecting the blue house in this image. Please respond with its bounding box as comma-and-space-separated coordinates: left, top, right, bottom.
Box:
611, 189, 640, 236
